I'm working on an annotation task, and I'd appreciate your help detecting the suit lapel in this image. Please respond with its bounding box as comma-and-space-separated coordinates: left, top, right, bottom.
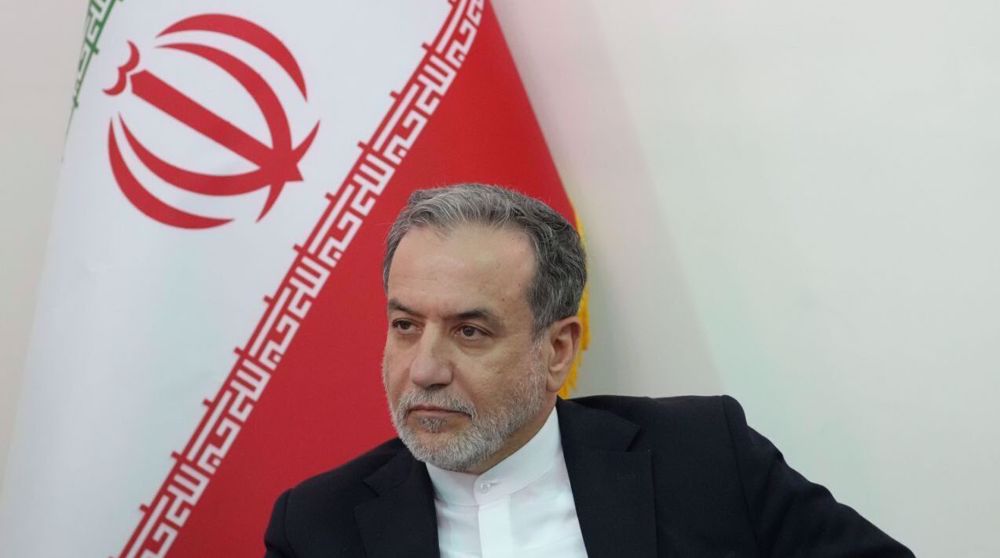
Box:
558, 398, 658, 558
355, 450, 440, 558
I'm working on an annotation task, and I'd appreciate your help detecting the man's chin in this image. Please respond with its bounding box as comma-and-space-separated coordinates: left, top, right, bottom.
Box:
407, 410, 467, 433
399, 428, 463, 463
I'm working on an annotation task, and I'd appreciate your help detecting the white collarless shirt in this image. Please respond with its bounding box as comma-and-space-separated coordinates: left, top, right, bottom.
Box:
425, 407, 588, 558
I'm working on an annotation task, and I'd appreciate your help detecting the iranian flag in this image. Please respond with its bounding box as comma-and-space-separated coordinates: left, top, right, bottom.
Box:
0, 1, 578, 556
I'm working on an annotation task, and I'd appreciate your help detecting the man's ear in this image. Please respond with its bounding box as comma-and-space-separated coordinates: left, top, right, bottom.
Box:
543, 315, 582, 394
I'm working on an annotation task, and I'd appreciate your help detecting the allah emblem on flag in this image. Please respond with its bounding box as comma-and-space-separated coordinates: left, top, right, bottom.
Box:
105, 14, 320, 229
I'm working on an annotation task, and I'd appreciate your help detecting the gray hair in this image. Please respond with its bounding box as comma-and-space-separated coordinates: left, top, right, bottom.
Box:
383, 183, 586, 334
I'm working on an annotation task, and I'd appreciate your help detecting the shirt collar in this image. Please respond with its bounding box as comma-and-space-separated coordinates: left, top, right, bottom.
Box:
426, 406, 561, 506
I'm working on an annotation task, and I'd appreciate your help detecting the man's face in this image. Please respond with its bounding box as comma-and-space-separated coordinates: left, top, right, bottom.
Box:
382, 224, 553, 473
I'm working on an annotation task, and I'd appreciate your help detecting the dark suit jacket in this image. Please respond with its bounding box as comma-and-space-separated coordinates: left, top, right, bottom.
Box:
264, 395, 913, 557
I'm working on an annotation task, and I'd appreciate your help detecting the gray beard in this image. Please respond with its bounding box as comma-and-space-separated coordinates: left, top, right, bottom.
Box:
387, 367, 546, 472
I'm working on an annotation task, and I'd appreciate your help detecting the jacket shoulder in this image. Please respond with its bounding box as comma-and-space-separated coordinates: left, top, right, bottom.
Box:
298, 438, 403, 488
568, 394, 741, 431
564, 395, 914, 556
562, 394, 753, 466
287, 437, 406, 509
264, 438, 409, 556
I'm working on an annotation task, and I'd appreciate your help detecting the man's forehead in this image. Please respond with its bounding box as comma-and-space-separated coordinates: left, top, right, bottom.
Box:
386, 224, 536, 316
410, 221, 531, 245
395, 224, 534, 268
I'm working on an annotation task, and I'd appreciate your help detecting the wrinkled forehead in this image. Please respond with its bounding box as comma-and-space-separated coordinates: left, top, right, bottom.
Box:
398, 222, 535, 272
387, 223, 537, 309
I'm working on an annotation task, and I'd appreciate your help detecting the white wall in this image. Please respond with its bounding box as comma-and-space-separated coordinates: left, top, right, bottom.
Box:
0, 0, 81, 488
3, 1, 997, 556
494, 2, 1000, 556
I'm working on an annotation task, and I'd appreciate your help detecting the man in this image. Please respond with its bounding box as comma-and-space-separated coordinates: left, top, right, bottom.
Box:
263, 184, 912, 557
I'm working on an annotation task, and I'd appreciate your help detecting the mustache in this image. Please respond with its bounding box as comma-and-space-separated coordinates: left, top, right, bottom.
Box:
396, 389, 477, 417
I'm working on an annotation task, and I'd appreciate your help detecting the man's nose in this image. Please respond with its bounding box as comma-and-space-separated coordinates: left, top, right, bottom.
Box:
408, 330, 452, 388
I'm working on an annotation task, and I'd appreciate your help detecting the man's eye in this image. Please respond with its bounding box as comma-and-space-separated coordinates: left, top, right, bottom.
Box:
458, 325, 484, 339
392, 320, 415, 332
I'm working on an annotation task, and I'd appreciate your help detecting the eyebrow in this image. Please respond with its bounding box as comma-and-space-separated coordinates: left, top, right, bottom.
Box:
454, 308, 501, 326
387, 299, 420, 316
387, 299, 503, 328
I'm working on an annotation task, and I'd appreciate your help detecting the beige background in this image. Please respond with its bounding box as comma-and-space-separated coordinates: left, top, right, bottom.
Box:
0, 0, 80, 486
3, 1, 999, 556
